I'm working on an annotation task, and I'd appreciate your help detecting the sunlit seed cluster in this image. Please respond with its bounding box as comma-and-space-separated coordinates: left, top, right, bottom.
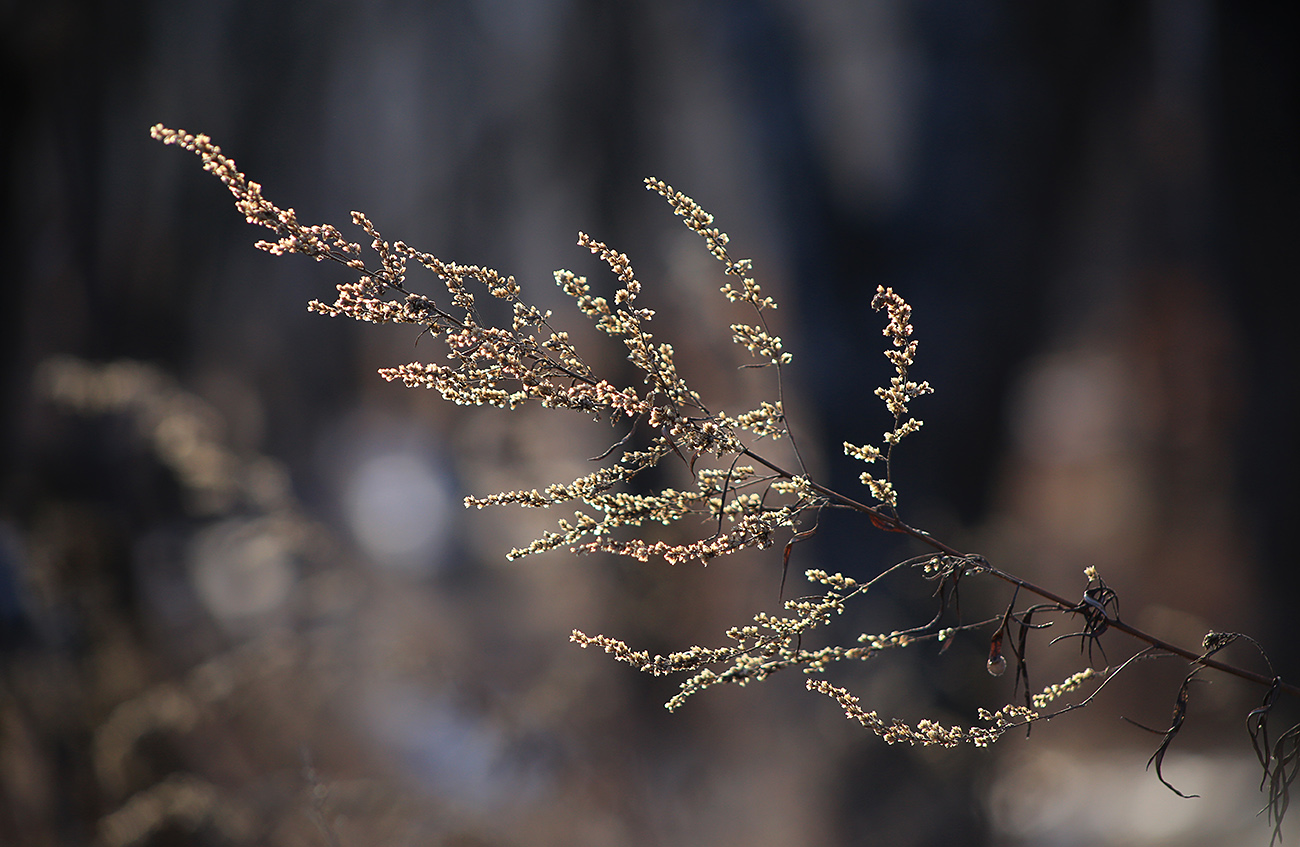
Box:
159, 123, 819, 571
644, 178, 787, 364
858, 630, 915, 651
156, 127, 1300, 834
730, 324, 793, 365
160, 125, 1023, 757
151, 126, 365, 273
735, 401, 786, 439
858, 473, 897, 508
839, 285, 934, 508
807, 681, 1032, 749
843, 441, 883, 464
1031, 668, 1102, 709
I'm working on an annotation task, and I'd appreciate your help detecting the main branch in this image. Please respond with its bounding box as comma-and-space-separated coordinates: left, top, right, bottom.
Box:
740, 446, 1298, 698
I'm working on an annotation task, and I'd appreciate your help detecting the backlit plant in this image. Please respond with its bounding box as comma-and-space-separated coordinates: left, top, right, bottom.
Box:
152, 124, 1299, 842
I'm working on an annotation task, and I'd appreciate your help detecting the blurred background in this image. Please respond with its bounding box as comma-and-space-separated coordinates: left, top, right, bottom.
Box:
2, 1, 1297, 845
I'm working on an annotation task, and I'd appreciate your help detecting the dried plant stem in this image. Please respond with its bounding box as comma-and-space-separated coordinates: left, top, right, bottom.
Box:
740, 444, 1299, 698
152, 124, 1296, 837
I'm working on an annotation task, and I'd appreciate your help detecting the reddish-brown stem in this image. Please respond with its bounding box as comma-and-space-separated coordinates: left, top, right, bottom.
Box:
739, 447, 1300, 699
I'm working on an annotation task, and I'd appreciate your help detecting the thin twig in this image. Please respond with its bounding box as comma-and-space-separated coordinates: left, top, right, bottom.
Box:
738, 446, 1300, 700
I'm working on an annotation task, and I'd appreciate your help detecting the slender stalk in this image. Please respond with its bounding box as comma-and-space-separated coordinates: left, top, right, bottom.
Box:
740, 447, 1299, 699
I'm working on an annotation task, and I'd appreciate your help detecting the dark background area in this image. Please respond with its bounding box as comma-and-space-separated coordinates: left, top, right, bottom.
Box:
2, 1, 1296, 845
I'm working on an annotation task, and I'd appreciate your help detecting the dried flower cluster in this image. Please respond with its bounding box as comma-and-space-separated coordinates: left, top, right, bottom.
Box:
808, 680, 1036, 748
155, 126, 1298, 841
153, 125, 825, 567
842, 286, 933, 509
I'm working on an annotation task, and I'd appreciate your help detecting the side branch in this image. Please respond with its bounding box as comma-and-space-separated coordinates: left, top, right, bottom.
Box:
739, 447, 1298, 699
